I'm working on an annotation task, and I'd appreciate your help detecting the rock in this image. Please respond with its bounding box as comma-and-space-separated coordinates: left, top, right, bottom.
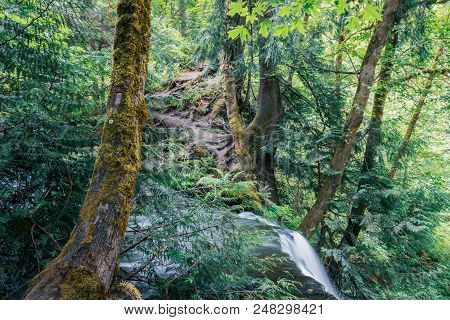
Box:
120, 208, 339, 300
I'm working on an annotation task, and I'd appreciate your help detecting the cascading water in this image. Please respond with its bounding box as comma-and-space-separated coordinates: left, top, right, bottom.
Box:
121, 204, 341, 299
238, 212, 341, 299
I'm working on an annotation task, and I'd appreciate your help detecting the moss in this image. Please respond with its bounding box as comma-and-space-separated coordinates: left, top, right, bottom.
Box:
115, 201, 132, 235
179, 77, 221, 113
163, 95, 183, 109
193, 145, 208, 158
82, 224, 96, 244
228, 112, 246, 140
24, 1, 152, 299
27, 259, 69, 293
78, 0, 151, 226
211, 98, 226, 119
114, 280, 142, 300
80, 75, 146, 223
59, 267, 105, 300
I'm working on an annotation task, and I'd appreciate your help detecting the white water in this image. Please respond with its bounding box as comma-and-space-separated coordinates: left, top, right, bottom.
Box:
238, 212, 341, 299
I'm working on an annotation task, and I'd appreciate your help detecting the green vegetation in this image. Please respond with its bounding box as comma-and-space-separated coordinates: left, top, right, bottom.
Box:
0, 0, 448, 300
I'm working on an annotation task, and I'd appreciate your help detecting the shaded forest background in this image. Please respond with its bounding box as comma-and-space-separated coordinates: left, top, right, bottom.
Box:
0, 0, 448, 299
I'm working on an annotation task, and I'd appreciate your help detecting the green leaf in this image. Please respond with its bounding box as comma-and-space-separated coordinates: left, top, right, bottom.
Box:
279, 5, 292, 17
336, 0, 348, 15
362, 4, 382, 22
7, 13, 28, 25
228, 0, 247, 17
346, 16, 361, 31
273, 25, 290, 38
240, 6, 249, 17
259, 19, 272, 38
197, 176, 223, 187
227, 0, 244, 17
228, 25, 250, 41
253, 0, 268, 16
246, 13, 258, 24
291, 17, 306, 35
310, 2, 321, 18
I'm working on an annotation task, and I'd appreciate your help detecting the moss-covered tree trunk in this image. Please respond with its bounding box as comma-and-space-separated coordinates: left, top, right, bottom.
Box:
299, 0, 400, 239
220, 0, 252, 176
247, 13, 282, 204
389, 47, 443, 178
24, 0, 151, 299
340, 30, 399, 247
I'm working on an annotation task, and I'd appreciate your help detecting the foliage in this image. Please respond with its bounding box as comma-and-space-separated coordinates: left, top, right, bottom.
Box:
147, 15, 192, 90
227, 0, 383, 42
0, 0, 448, 300
0, 0, 110, 298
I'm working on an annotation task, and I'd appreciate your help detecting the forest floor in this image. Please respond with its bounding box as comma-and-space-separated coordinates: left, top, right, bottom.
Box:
147, 67, 239, 171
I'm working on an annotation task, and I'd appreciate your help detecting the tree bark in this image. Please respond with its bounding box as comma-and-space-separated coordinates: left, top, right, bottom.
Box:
24, 0, 151, 299
299, 0, 400, 239
179, 0, 188, 36
220, 0, 252, 176
340, 29, 399, 247
221, 58, 253, 175
247, 14, 283, 204
389, 47, 443, 178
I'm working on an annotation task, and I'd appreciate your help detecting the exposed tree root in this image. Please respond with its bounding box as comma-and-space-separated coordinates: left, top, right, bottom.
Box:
147, 68, 240, 172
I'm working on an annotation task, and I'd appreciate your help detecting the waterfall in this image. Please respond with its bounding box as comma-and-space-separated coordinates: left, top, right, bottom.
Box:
238, 212, 341, 299
121, 208, 341, 299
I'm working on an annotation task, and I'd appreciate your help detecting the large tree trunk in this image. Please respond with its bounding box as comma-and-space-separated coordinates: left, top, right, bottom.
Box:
220, 0, 252, 176
340, 30, 399, 247
24, 0, 151, 299
389, 47, 443, 178
299, 0, 400, 239
247, 16, 282, 204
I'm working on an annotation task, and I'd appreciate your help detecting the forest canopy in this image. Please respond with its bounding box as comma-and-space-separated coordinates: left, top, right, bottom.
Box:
0, 0, 448, 300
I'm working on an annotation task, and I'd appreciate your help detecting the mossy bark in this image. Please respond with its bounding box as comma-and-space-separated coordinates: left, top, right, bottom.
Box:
340, 29, 399, 248
299, 0, 400, 239
221, 54, 253, 176
220, 0, 252, 177
246, 11, 282, 204
389, 47, 443, 178
24, 0, 151, 299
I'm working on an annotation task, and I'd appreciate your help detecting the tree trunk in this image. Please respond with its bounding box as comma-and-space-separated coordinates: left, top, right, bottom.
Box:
221, 54, 251, 175
389, 47, 443, 178
24, 0, 151, 299
340, 29, 399, 247
179, 0, 188, 36
247, 15, 283, 204
299, 0, 400, 239
219, 0, 252, 176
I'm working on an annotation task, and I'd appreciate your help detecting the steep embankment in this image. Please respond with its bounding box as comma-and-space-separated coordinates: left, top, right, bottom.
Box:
147, 68, 239, 171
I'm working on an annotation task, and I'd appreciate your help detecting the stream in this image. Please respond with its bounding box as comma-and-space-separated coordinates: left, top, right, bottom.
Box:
121, 203, 341, 299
